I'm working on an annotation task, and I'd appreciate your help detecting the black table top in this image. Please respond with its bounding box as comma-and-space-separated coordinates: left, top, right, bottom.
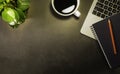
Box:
0, 0, 120, 74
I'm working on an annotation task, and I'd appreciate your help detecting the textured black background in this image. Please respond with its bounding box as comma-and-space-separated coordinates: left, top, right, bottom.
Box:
0, 0, 120, 74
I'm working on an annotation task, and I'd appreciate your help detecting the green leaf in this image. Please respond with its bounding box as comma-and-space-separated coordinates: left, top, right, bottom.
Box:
18, 5, 29, 11
17, 0, 30, 11
0, 3, 3, 12
6, 0, 10, 3
15, 8, 26, 24
0, 0, 5, 2
2, 7, 20, 26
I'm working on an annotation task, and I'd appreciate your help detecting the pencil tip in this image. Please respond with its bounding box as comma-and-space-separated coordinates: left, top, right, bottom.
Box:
108, 19, 111, 25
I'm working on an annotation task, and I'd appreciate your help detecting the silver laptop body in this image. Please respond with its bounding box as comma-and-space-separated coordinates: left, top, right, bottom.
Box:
80, 0, 120, 39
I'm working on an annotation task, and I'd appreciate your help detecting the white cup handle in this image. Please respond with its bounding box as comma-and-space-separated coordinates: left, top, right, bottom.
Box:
74, 10, 81, 18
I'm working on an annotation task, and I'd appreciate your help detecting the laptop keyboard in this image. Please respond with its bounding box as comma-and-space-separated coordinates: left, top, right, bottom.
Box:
92, 0, 120, 18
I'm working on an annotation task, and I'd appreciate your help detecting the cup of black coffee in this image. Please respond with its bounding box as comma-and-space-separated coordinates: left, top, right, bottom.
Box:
51, 0, 81, 18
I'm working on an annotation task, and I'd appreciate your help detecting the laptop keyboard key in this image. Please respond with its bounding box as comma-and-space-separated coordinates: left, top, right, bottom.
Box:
104, 5, 108, 9
104, 10, 108, 15
117, 1, 120, 5
108, 7, 112, 11
92, 10, 97, 15
117, 6, 120, 10
108, 12, 113, 16
96, 2, 104, 8
117, 11, 120, 13
113, 5, 117, 9
104, 1, 109, 5
101, 14, 106, 18
98, 0, 105, 3
113, 0, 117, 3
108, 0, 113, 2
109, 3, 113, 7
97, 12, 101, 17
95, 7, 104, 13
112, 9, 117, 13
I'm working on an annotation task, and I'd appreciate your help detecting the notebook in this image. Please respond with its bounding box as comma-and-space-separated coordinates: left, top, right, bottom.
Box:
80, 0, 120, 39
91, 13, 120, 68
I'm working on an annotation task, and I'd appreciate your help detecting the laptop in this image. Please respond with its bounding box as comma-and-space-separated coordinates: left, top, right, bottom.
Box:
80, 0, 120, 39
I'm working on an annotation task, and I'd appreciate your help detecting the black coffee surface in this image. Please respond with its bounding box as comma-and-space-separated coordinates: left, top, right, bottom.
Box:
54, 0, 77, 14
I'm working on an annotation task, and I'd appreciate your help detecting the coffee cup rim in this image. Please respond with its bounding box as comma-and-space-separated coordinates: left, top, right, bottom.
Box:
51, 0, 80, 16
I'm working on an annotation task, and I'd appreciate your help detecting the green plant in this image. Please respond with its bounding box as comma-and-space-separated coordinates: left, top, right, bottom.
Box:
0, 0, 30, 28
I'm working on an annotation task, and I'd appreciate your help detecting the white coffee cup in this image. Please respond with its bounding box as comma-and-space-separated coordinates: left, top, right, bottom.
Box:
51, 0, 81, 18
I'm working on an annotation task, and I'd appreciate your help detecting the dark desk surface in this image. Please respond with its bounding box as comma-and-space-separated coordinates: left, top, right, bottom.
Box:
0, 0, 120, 74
